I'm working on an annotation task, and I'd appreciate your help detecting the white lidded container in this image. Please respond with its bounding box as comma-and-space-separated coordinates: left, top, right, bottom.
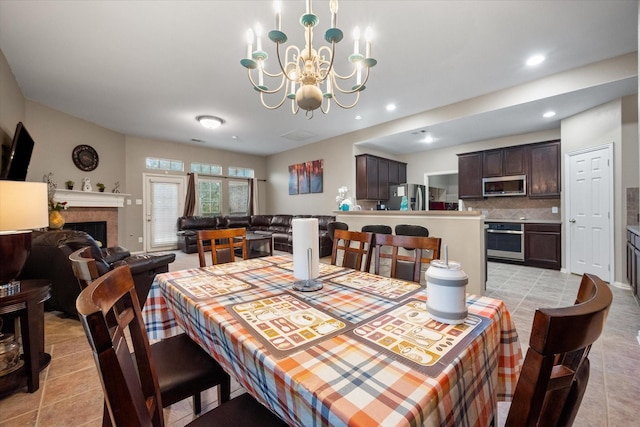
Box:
426, 259, 468, 324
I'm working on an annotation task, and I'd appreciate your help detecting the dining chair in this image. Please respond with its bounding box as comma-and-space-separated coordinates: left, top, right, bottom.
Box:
503, 273, 613, 427
70, 254, 231, 418
361, 224, 392, 235
394, 224, 429, 237
326, 220, 349, 242
372, 234, 441, 283
197, 228, 248, 267
76, 265, 286, 427
331, 229, 374, 272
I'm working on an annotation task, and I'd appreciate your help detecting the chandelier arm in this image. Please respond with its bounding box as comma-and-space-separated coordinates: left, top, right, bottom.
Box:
317, 45, 336, 83
274, 42, 299, 82
331, 67, 371, 95
320, 98, 331, 114
331, 67, 357, 81
330, 90, 361, 109
259, 89, 289, 110
246, 69, 287, 94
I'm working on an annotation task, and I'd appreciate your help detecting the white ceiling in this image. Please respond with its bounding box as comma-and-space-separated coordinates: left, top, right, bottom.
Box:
0, 1, 637, 157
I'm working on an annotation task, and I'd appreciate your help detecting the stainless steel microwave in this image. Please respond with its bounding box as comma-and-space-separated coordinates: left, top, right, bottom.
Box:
482, 175, 527, 197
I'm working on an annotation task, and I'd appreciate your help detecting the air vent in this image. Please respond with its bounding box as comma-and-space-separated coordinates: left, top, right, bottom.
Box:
280, 130, 317, 141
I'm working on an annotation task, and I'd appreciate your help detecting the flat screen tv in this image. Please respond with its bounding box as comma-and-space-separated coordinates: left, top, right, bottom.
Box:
1, 122, 34, 181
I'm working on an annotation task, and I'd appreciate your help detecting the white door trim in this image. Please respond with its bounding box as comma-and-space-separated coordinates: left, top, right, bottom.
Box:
564, 143, 614, 281
143, 173, 186, 252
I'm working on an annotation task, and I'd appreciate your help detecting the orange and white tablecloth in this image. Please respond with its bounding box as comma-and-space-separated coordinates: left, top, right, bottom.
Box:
142, 255, 522, 427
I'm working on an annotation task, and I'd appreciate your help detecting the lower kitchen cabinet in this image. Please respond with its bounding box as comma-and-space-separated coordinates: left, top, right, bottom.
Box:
524, 223, 561, 270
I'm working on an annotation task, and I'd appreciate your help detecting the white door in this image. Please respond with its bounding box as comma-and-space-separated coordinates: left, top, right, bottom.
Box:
567, 145, 612, 281
144, 174, 185, 252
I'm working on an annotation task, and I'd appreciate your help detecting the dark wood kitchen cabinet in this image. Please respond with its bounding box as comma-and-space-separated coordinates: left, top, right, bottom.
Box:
458, 152, 483, 199
355, 154, 405, 200
524, 223, 561, 270
528, 140, 560, 198
483, 146, 526, 177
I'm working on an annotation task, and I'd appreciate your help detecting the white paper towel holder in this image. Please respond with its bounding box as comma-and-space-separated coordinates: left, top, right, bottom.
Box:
293, 248, 323, 292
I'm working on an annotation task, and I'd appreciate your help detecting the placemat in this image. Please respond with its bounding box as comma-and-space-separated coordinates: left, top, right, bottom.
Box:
169, 274, 256, 300
330, 270, 423, 300
228, 293, 354, 358
201, 258, 276, 275
348, 299, 490, 376
277, 261, 346, 277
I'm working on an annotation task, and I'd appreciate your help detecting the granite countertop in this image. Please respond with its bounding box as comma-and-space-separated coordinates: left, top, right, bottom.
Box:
484, 218, 562, 224
628, 225, 639, 235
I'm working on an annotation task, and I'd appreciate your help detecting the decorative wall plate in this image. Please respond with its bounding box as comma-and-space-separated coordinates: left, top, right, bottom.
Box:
72, 145, 99, 171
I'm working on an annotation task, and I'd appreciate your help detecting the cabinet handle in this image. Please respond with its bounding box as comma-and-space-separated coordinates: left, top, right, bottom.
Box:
569, 219, 576, 223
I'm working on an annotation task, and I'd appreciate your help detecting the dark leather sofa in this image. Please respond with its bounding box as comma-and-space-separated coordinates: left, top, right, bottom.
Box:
18, 230, 176, 317
176, 214, 335, 257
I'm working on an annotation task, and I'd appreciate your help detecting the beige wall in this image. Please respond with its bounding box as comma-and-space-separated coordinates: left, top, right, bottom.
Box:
0, 48, 25, 147
123, 136, 267, 250
560, 96, 639, 285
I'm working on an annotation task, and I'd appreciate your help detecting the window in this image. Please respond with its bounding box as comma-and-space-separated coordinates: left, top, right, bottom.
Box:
228, 180, 249, 216
192, 162, 223, 175
198, 178, 222, 217
228, 167, 254, 178
146, 157, 184, 172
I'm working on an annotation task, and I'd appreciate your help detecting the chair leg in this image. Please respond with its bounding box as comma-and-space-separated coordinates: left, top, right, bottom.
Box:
102, 402, 112, 427
193, 394, 202, 415
219, 376, 231, 404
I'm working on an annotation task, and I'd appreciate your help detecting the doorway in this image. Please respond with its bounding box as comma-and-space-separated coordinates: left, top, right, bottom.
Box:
143, 174, 186, 252
424, 170, 459, 211
566, 144, 613, 282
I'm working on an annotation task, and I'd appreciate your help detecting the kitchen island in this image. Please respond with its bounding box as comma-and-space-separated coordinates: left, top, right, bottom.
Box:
336, 210, 486, 295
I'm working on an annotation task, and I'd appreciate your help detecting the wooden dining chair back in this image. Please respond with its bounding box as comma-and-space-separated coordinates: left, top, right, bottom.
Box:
505, 273, 613, 427
372, 234, 441, 282
331, 229, 374, 272
69, 246, 101, 289
76, 265, 232, 424
197, 228, 248, 267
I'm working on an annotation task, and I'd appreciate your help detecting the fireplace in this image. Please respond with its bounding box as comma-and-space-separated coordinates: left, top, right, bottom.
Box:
64, 221, 108, 247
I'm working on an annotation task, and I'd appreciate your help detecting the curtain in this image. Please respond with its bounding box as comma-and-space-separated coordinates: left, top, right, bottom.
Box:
248, 178, 255, 215
183, 173, 197, 216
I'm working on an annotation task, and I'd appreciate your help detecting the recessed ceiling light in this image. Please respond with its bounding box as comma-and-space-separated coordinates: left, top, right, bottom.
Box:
423, 134, 434, 143
386, 104, 396, 112
355, 115, 362, 120
526, 54, 545, 66
197, 115, 224, 129
543, 111, 556, 118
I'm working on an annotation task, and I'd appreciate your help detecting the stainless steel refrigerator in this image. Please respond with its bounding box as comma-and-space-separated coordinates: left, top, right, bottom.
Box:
387, 184, 426, 210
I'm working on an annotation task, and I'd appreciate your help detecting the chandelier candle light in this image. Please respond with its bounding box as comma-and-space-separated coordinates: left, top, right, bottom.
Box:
241, 0, 377, 118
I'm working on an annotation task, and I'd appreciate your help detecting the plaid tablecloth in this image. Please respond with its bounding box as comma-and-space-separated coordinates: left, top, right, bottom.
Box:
142, 255, 522, 427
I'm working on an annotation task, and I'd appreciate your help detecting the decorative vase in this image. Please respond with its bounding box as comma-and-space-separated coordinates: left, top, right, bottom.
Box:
48, 210, 65, 229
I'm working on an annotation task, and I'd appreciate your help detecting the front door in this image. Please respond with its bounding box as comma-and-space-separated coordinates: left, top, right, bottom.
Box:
144, 174, 185, 252
567, 145, 612, 281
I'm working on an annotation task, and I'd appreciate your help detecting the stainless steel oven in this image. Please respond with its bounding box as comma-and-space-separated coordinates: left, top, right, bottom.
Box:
486, 222, 524, 261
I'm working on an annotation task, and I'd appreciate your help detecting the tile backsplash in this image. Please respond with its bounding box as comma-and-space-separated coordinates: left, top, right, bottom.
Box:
627, 187, 639, 225
465, 197, 561, 221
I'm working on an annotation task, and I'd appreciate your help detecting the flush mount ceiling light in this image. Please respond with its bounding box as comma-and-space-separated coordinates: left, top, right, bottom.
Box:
197, 116, 224, 129
543, 111, 556, 118
526, 54, 545, 66
241, 0, 377, 118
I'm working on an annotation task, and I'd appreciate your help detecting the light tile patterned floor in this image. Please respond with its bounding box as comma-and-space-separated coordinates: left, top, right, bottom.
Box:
1, 252, 638, 426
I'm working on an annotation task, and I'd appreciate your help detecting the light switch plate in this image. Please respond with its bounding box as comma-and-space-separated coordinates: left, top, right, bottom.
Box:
552, 206, 558, 213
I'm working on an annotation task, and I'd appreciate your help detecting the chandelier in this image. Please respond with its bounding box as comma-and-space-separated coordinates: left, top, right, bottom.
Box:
240, 0, 377, 118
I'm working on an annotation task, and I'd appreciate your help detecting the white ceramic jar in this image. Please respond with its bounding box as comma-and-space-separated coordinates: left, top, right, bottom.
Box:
426, 259, 468, 324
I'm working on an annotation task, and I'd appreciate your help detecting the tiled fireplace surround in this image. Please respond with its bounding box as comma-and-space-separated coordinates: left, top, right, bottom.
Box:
60, 207, 118, 247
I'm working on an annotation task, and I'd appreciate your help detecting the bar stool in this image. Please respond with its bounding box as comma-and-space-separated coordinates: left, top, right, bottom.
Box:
327, 221, 349, 242
394, 224, 429, 237
361, 224, 392, 235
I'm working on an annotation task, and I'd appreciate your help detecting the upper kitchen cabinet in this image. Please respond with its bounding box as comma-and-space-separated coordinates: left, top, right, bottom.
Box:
457, 152, 483, 199
355, 154, 406, 200
528, 140, 561, 198
483, 146, 526, 177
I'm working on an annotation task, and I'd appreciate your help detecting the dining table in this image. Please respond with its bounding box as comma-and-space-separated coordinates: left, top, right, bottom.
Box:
142, 255, 523, 427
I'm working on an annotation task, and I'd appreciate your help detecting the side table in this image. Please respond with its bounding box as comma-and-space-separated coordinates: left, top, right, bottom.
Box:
0, 280, 52, 395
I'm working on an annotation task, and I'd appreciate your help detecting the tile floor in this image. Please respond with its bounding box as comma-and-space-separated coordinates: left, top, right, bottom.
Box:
1, 252, 639, 426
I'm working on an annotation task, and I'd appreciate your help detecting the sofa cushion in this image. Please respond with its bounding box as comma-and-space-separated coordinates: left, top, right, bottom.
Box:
226, 216, 251, 229
177, 216, 222, 231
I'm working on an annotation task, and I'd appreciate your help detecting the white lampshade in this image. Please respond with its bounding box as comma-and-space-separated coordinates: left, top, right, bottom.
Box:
0, 181, 49, 232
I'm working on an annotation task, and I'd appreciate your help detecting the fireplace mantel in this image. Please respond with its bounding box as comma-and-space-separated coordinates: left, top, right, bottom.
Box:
53, 189, 130, 208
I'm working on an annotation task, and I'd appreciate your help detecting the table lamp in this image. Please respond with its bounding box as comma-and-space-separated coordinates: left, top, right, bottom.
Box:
0, 181, 48, 287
